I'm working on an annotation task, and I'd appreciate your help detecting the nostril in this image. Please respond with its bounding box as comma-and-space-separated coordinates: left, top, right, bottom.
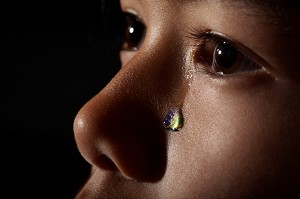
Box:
97, 154, 118, 171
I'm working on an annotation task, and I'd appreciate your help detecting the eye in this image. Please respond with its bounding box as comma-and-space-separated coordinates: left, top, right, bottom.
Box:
122, 12, 146, 51
191, 31, 262, 77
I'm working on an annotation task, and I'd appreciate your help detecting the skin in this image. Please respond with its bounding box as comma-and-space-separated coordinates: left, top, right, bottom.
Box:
73, 0, 300, 198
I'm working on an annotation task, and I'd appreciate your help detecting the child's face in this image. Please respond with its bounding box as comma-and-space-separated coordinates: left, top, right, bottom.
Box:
74, 0, 300, 198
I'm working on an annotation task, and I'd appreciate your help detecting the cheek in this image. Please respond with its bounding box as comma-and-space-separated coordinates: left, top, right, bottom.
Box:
166, 77, 300, 197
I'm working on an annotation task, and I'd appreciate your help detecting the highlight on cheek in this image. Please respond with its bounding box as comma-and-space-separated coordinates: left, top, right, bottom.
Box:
163, 108, 184, 132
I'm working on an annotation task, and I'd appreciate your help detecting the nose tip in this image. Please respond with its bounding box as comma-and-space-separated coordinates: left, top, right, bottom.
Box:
73, 94, 167, 182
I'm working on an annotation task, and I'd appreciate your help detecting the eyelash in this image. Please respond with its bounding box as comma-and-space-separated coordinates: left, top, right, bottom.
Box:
188, 29, 263, 78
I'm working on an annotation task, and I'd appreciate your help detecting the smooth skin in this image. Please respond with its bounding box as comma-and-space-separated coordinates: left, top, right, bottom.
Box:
73, 0, 300, 198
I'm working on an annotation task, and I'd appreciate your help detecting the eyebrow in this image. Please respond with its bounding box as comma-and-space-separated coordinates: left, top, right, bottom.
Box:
176, 0, 298, 37
218, 0, 296, 31
184, 0, 294, 21
229, 0, 286, 17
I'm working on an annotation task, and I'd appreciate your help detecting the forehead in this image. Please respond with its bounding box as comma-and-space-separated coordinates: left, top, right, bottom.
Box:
121, 0, 298, 30
121, 0, 296, 15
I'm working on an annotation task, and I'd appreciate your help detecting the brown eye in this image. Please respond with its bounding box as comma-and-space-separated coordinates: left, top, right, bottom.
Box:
211, 41, 262, 76
194, 34, 262, 76
122, 13, 145, 51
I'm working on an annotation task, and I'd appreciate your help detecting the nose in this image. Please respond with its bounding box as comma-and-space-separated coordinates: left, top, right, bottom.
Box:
73, 45, 185, 182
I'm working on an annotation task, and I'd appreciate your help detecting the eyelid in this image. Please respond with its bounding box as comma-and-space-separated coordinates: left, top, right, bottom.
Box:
122, 9, 145, 25
188, 29, 272, 73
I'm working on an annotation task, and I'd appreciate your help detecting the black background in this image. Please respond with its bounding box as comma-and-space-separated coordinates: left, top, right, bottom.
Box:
3, 0, 123, 198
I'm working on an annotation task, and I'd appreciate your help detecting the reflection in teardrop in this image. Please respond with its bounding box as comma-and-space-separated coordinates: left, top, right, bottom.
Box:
163, 108, 184, 132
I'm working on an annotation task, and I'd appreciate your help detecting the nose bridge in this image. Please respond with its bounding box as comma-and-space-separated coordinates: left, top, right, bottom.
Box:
74, 33, 185, 181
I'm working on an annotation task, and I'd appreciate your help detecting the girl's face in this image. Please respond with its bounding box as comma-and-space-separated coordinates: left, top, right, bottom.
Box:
74, 0, 300, 198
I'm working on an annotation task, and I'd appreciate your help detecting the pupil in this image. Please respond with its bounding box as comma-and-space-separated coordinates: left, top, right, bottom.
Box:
215, 42, 238, 69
